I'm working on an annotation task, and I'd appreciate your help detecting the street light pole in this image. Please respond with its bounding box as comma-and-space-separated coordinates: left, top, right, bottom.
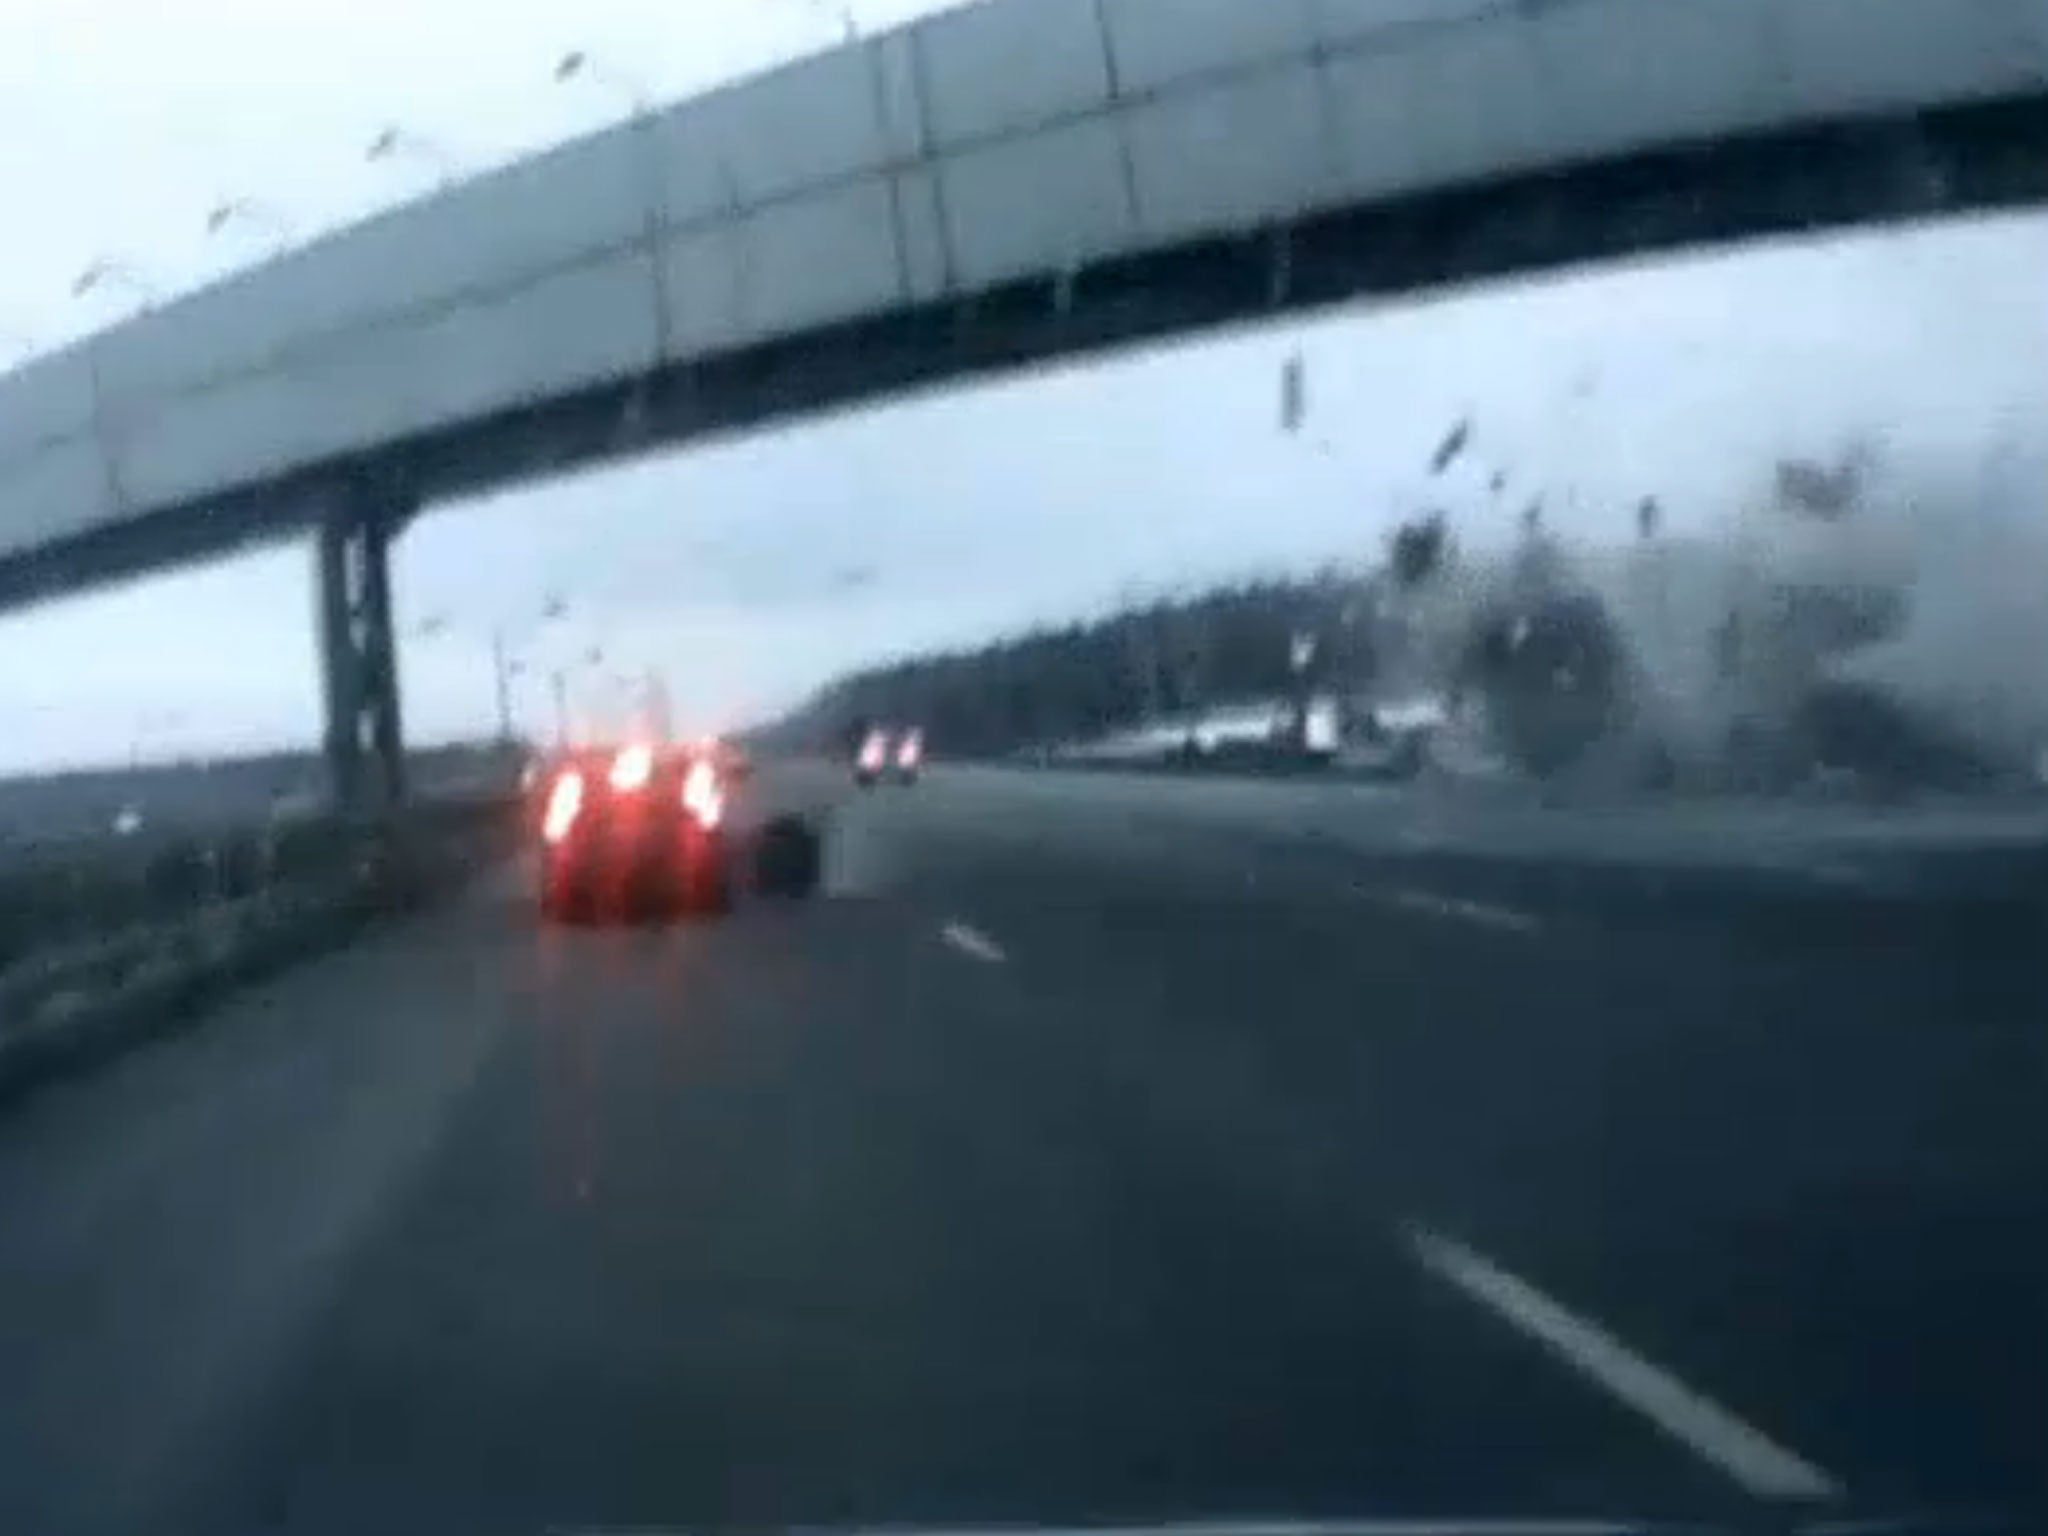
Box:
491, 629, 514, 746
412, 595, 568, 746
551, 669, 571, 748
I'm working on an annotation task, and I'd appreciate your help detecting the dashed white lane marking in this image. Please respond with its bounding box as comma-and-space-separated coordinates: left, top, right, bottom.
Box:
1405, 1224, 1839, 1501
1375, 888, 1541, 935
939, 921, 1008, 964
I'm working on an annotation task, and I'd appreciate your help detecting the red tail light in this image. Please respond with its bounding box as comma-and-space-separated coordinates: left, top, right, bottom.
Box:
609, 743, 654, 793
682, 758, 724, 829
542, 770, 585, 844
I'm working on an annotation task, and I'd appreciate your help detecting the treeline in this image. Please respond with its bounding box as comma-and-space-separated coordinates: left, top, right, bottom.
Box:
765, 574, 1374, 759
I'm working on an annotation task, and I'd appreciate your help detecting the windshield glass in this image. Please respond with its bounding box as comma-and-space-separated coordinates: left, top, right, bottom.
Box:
0, 3, 2040, 1534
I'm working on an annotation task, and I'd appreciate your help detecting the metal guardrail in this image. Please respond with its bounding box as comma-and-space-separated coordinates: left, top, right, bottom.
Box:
0, 795, 520, 1080
0, 792, 513, 966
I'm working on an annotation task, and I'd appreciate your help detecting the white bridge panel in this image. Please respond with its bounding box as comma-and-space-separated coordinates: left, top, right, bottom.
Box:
659, 226, 749, 357
669, 46, 897, 214
939, 115, 1136, 289
656, 103, 742, 231
1310, 0, 1505, 50
917, 0, 1111, 142
1, 0, 2046, 573
1781, 0, 2048, 117
0, 351, 97, 462
92, 131, 648, 413
1532, 0, 1788, 162
1126, 65, 1330, 242
118, 253, 660, 512
1325, 14, 1549, 205
870, 30, 930, 161
713, 177, 905, 345
0, 441, 109, 551
1104, 0, 1315, 94
893, 166, 953, 301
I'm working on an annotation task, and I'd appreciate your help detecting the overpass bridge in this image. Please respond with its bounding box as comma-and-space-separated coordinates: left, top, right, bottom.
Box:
2, 0, 2045, 811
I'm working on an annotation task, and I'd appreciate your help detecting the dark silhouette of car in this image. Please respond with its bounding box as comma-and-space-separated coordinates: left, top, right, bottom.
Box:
537, 743, 733, 922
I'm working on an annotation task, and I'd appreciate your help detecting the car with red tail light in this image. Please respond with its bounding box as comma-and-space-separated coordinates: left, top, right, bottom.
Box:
536, 743, 733, 922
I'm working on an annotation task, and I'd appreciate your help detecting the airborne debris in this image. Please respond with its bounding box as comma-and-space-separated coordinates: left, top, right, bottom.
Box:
1429, 419, 1471, 476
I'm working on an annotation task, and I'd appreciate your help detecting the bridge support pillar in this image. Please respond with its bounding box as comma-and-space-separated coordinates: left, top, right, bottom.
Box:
316, 483, 410, 817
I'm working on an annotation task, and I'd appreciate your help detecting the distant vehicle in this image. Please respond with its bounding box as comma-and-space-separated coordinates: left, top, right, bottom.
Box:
892, 727, 924, 784
855, 726, 890, 787
537, 742, 732, 922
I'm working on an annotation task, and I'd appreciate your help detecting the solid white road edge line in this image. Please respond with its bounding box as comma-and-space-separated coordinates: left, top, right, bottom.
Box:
1404, 1223, 1840, 1502
939, 921, 1008, 964
1382, 889, 1541, 935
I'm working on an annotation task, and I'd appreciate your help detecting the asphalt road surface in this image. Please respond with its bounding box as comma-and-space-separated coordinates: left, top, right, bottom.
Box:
0, 764, 2042, 1534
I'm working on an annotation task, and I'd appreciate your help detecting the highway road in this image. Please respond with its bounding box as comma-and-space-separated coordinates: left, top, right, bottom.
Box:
0, 764, 2041, 1534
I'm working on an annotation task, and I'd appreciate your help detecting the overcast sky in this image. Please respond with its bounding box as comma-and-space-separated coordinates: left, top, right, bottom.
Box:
0, 0, 2043, 770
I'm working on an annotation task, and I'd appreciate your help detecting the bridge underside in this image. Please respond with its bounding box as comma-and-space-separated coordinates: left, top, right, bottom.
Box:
1, 89, 2044, 813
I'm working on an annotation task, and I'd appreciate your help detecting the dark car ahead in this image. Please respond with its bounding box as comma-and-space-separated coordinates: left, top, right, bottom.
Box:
537, 742, 733, 921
